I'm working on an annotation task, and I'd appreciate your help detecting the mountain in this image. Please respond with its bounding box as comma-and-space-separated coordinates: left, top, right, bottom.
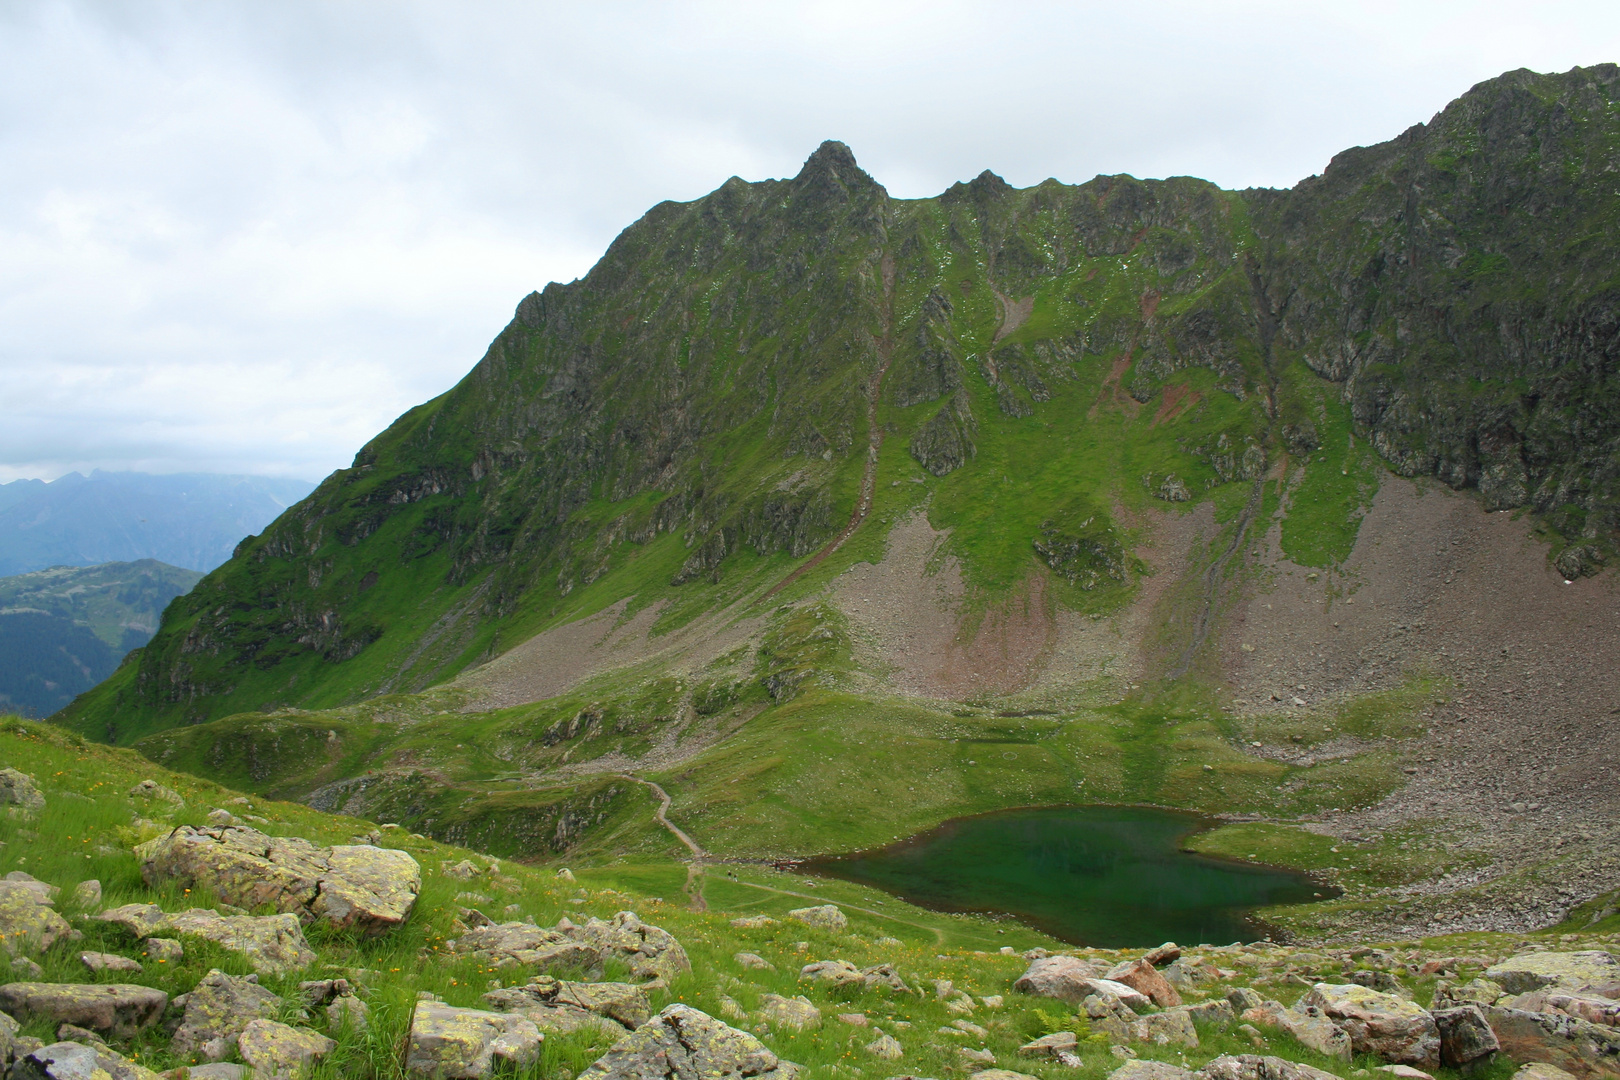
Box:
0, 470, 315, 576
58, 66, 1620, 940
0, 559, 202, 718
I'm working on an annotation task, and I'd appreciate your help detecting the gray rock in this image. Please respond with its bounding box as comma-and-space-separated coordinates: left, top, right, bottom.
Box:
186, 1065, 247, 1080
1201, 1054, 1342, 1080
171, 969, 282, 1059
1132, 1009, 1199, 1047
127, 780, 184, 807
0, 770, 44, 811
1013, 956, 1099, 1002
576, 1003, 799, 1080
70, 882, 101, 910
1542, 991, 1620, 1028
787, 905, 847, 931
53, 1025, 109, 1053
97, 905, 315, 976
1105, 1061, 1198, 1080
10, 1041, 161, 1080
758, 994, 821, 1030
79, 952, 140, 974
454, 911, 689, 982
1303, 983, 1439, 1068
0, 983, 168, 1040
866, 1034, 903, 1060
1227, 988, 1266, 1013
861, 964, 910, 993
142, 939, 183, 964
735, 952, 774, 971
237, 1019, 335, 1080
1174, 999, 1236, 1027
404, 1002, 542, 1079
0, 881, 72, 958
481, 976, 650, 1030
1485, 1006, 1620, 1079
1435, 1005, 1500, 1068
1435, 978, 1503, 1008
801, 960, 864, 988
1019, 1032, 1078, 1058
1487, 953, 1620, 996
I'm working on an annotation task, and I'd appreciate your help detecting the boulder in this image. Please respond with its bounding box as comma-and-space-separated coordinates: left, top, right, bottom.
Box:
136, 826, 420, 935
958, 1047, 995, 1064
861, 964, 910, 993
1201, 1054, 1342, 1080
143, 939, 183, 964
10, 1041, 162, 1080
1131, 1009, 1198, 1047
405, 1002, 541, 1079
1105, 959, 1183, 1008
1303, 983, 1440, 1068
1013, 956, 1099, 1002
171, 969, 282, 1059
1514, 1066, 1582, 1080
1436, 979, 1504, 1008
0, 769, 44, 811
575, 1003, 799, 1080
1018, 1031, 1078, 1059
866, 1034, 903, 1060
55, 1024, 110, 1052
757, 994, 821, 1030
1485, 1006, 1620, 1079
1227, 988, 1265, 1013
1143, 943, 1182, 968
96, 904, 171, 940
1239, 1002, 1351, 1060
482, 977, 649, 1030
1543, 992, 1620, 1028
187, 1065, 247, 1080
237, 1019, 335, 1080
1105, 1061, 1198, 1080
454, 911, 689, 983
1488, 954, 1620, 997
0, 983, 168, 1039
0, 1009, 18, 1060
1435, 1005, 1500, 1068
729, 917, 776, 929
128, 780, 184, 807
1086, 979, 1151, 1013
80, 953, 141, 974
0, 881, 73, 957
166, 910, 316, 976
972, 1072, 1040, 1080
735, 953, 774, 971
787, 905, 847, 931
71, 881, 101, 909
1176, 999, 1236, 1026
801, 960, 865, 988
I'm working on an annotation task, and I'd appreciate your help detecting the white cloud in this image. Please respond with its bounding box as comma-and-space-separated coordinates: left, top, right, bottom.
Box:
3, 0, 1619, 483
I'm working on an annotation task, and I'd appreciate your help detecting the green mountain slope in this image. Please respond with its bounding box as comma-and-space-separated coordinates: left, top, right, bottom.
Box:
63, 65, 1620, 744
0, 560, 202, 717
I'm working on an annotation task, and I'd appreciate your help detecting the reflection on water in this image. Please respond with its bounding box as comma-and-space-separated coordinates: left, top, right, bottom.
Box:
806, 805, 1333, 947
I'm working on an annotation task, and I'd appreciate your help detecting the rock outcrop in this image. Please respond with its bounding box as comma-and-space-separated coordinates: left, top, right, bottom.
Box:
453, 911, 689, 982
0, 983, 168, 1040
576, 1004, 799, 1080
1303, 984, 1440, 1068
405, 1002, 543, 1079
97, 904, 316, 975
170, 969, 283, 1060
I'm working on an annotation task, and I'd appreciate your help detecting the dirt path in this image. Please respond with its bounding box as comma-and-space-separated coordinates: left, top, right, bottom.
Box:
765, 255, 897, 600
615, 774, 710, 909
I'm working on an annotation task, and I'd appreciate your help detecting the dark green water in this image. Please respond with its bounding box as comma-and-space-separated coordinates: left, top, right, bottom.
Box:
806, 805, 1333, 947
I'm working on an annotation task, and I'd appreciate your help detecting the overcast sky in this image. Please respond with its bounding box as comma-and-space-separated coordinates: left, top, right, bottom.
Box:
4, 1, 1619, 484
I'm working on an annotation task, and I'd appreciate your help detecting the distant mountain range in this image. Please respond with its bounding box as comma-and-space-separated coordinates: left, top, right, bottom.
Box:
0, 471, 315, 576
0, 559, 202, 719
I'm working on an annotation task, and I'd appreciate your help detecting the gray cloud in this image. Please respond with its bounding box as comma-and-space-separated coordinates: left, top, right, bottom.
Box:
3, 0, 1618, 482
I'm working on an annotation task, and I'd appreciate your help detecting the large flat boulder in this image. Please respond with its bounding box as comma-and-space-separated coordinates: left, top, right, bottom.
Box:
1013, 956, 1099, 1003
171, 970, 282, 1060
577, 1003, 799, 1080
405, 1002, 542, 1079
1488, 954, 1620, 997
1106, 958, 1183, 1008
454, 911, 688, 983
1303, 983, 1440, 1068
0, 983, 168, 1040
10, 1041, 163, 1080
0, 881, 72, 958
1201, 1054, 1342, 1080
136, 826, 420, 935
1485, 1006, 1620, 1079
237, 1019, 334, 1080
96, 905, 316, 975
482, 977, 650, 1030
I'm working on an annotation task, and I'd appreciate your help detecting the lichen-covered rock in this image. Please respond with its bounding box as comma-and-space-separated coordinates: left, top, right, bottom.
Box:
0, 983, 168, 1039
1487, 953, 1620, 996
1485, 1006, 1620, 1079
1105, 958, 1183, 1008
800, 960, 864, 988
95, 904, 170, 939
79, 952, 141, 974
1130, 1009, 1198, 1047
1435, 1005, 1501, 1068
1304, 984, 1439, 1068
1239, 1001, 1351, 1060
97, 905, 315, 975
1542, 992, 1620, 1028
0, 881, 72, 957
142, 939, 183, 964
405, 1002, 543, 1078
1013, 956, 1100, 1003
758, 995, 821, 1030
0, 769, 44, 811
786, 905, 846, 931
1104, 1061, 1197, 1080
735, 952, 773, 970
10, 1041, 164, 1080
865, 1033, 903, 1060
128, 780, 184, 807
1019, 1032, 1079, 1059
237, 1019, 335, 1080
1436, 978, 1504, 1008
577, 1004, 798, 1080
1201, 1054, 1343, 1080
860, 964, 910, 993
171, 969, 282, 1060
136, 826, 420, 935
70, 881, 101, 910
973, 1071, 1041, 1080
454, 911, 688, 983
482, 977, 649, 1030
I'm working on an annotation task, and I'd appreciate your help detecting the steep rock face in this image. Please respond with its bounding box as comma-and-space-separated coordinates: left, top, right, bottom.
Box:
59, 67, 1620, 740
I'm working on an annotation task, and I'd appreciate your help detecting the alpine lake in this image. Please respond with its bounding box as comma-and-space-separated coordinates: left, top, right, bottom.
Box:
806, 805, 1335, 947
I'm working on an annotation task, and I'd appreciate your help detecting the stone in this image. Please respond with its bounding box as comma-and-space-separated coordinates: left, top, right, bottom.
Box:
237, 1019, 335, 1080
1175, 999, 1236, 1027
735, 953, 774, 971
55, 1024, 110, 1053
863, 1034, 902, 1060
972, 1072, 1039, 1080
187, 1065, 248, 1080
981, 996, 1004, 1009
958, 1048, 996, 1064
0, 881, 73, 957
1201, 1054, 1342, 1080
1228, 988, 1266, 1013
1376, 1067, 1435, 1080
443, 860, 482, 880
454, 911, 689, 982
787, 905, 846, 931
71, 881, 101, 909
1435, 979, 1504, 1008
128, 780, 184, 806
0, 770, 44, 811
1143, 943, 1182, 968
206, 810, 242, 827
1544, 992, 1620, 1028
838, 1013, 867, 1026
1488, 954, 1620, 996
1435, 1005, 1501, 1067
10, 1041, 163, 1080
325, 995, 370, 1034
142, 939, 183, 964
79, 952, 141, 974
171, 969, 282, 1059
800, 960, 865, 988
0, 1009, 18, 1059
0, 983, 168, 1039
12, 957, 43, 978
1086, 979, 1152, 1013
729, 917, 776, 929
1514, 1066, 1581, 1080
404, 1002, 540, 1079
1105, 1061, 1198, 1080
1131, 1009, 1199, 1047
861, 964, 910, 993
1240, 1003, 1351, 1061
167, 910, 316, 976
95, 904, 170, 939
1484, 1006, 1620, 1079
575, 1003, 799, 1080
758, 995, 821, 1030
1018, 1032, 1078, 1058
482, 977, 650, 1030
135, 826, 421, 935
1013, 956, 1100, 1002
1105, 959, 1183, 1008
1304, 983, 1440, 1067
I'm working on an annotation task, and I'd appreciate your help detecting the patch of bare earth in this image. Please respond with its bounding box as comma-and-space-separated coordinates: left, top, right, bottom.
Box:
1223, 476, 1620, 935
